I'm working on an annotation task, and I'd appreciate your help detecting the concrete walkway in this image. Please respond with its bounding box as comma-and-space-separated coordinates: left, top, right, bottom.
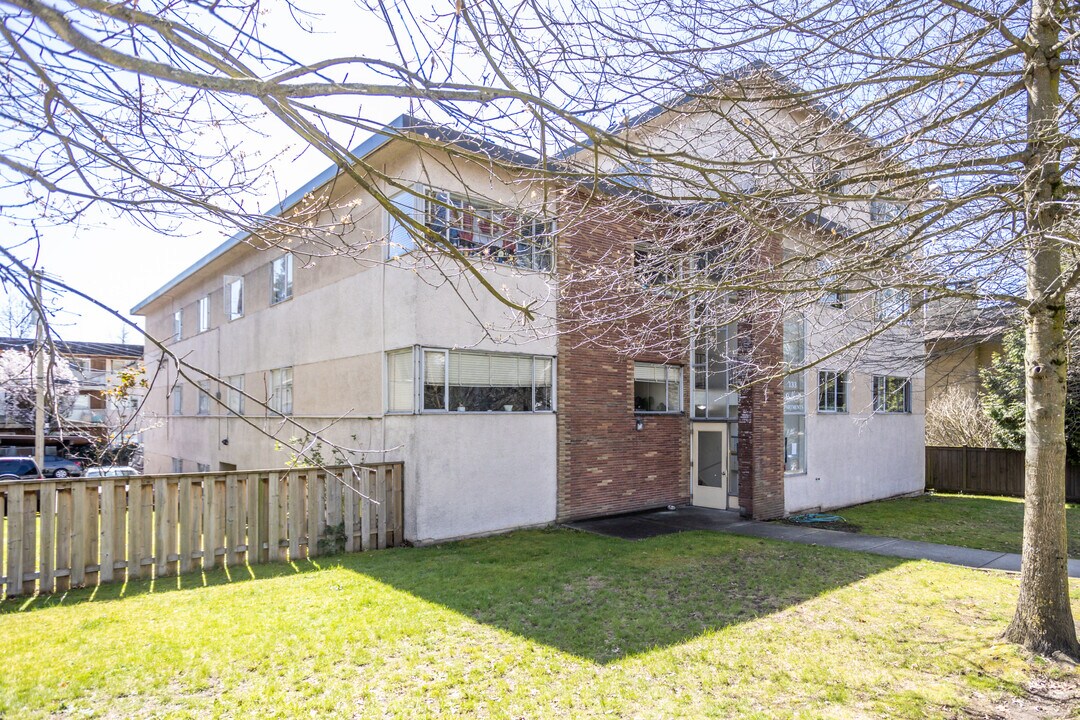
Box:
565, 506, 1080, 578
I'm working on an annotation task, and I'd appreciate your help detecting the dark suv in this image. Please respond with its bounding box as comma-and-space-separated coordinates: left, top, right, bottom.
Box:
0, 457, 44, 479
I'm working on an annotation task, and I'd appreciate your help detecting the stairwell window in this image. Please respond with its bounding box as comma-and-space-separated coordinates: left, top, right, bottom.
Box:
269, 367, 293, 415
270, 255, 293, 304
873, 375, 911, 413
634, 362, 683, 413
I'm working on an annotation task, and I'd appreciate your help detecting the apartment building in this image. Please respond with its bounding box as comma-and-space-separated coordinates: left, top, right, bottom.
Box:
134, 75, 925, 543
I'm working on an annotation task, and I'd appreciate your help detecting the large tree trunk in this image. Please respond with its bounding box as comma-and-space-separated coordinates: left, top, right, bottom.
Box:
1003, 0, 1079, 658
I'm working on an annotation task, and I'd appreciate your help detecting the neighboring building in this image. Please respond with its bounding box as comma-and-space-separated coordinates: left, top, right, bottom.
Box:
0, 338, 145, 450
133, 75, 925, 543
923, 300, 1011, 405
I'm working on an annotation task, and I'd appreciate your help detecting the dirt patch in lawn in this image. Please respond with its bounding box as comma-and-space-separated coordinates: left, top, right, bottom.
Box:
958, 672, 1080, 719
782, 518, 862, 533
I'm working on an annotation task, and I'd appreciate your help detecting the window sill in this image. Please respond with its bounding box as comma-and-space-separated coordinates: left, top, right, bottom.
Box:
635, 411, 684, 416
270, 295, 293, 306
816, 410, 849, 415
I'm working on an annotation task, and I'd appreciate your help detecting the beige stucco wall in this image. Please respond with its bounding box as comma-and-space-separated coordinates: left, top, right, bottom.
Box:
138, 139, 558, 541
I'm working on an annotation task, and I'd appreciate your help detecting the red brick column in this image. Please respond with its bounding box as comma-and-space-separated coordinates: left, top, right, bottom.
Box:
736, 235, 786, 520
555, 193, 691, 521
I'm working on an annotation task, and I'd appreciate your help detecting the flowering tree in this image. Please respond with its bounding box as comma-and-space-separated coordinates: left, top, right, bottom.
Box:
0, 348, 79, 428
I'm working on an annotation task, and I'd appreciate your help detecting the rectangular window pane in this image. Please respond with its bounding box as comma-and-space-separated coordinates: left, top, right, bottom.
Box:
784, 415, 806, 473
172, 385, 182, 415
198, 297, 210, 332
817, 371, 847, 413
226, 375, 244, 414
270, 367, 293, 414
172, 458, 184, 474
422, 188, 553, 271
173, 310, 182, 340
873, 375, 911, 413
534, 357, 553, 411
423, 350, 447, 410
387, 349, 414, 412
634, 362, 682, 413
387, 192, 419, 257
197, 380, 210, 415
271, 255, 293, 304
225, 276, 244, 320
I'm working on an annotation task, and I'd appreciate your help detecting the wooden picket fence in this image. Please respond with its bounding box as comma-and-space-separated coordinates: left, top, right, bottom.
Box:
1, 463, 403, 597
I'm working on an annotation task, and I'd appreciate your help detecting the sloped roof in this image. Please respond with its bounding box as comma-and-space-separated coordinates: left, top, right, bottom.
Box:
0, 337, 143, 358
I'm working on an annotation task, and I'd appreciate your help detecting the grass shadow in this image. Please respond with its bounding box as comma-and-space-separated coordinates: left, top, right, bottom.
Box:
332, 527, 908, 663
3, 527, 909, 663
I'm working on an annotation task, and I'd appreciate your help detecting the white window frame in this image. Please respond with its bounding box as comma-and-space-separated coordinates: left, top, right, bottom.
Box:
225, 276, 244, 321
173, 310, 183, 341
817, 370, 848, 414
197, 380, 211, 415
225, 375, 245, 415
633, 362, 684, 414
876, 288, 911, 322
171, 385, 183, 416
270, 255, 294, 305
269, 367, 293, 415
385, 347, 418, 413
413, 348, 556, 414
872, 375, 912, 413
198, 296, 210, 333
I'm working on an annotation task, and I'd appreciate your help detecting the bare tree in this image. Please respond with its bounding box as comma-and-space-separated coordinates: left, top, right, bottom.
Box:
0, 0, 1076, 656
0, 293, 33, 337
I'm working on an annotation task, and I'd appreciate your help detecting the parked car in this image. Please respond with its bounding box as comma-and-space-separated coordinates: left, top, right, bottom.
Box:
41, 457, 83, 479
0, 457, 43, 480
84, 466, 139, 478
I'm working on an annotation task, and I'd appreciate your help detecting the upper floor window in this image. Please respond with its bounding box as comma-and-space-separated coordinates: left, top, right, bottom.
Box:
876, 287, 911, 322
397, 348, 554, 413
225, 276, 244, 320
870, 198, 905, 224
173, 310, 182, 341
634, 362, 683, 413
171, 384, 183, 415
198, 296, 210, 333
271, 255, 293, 304
388, 187, 553, 271
873, 375, 911, 413
817, 371, 848, 413
634, 242, 677, 290
269, 367, 293, 415
816, 260, 844, 308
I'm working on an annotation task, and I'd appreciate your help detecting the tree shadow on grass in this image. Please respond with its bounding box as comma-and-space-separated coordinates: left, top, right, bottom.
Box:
337, 527, 908, 663
2, 528, 907, 663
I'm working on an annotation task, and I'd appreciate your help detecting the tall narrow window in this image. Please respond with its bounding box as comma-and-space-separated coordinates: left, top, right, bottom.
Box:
269, 367, 293, 414
171, 458, 184, 474
197, 380, 210, 415
173, 310, 183, 341
225, 375, 245, 414
271, 255, 293, 304
387, 349, 415, 412
386, 191, 419, 258
783, 315, 807, 473
817, 371, 848, 413
171, 385, 183, 415
198, 296, 210, 333
225, 276, 244, 320
633, 362, 682, 413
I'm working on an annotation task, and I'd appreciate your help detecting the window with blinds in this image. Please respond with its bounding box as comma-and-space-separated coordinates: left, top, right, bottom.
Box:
633, 362, 682, 413
387, 348, 554, 413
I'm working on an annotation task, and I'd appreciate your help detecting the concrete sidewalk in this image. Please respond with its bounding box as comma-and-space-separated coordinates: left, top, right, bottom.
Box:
565, 505, 1080, 578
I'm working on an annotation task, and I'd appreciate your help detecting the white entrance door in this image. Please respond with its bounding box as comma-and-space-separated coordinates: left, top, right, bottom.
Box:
692, 424, 729, 509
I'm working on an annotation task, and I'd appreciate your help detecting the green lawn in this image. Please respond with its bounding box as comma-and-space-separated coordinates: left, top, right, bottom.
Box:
837, 493, 1080, 557
1, 528, 1077, 719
